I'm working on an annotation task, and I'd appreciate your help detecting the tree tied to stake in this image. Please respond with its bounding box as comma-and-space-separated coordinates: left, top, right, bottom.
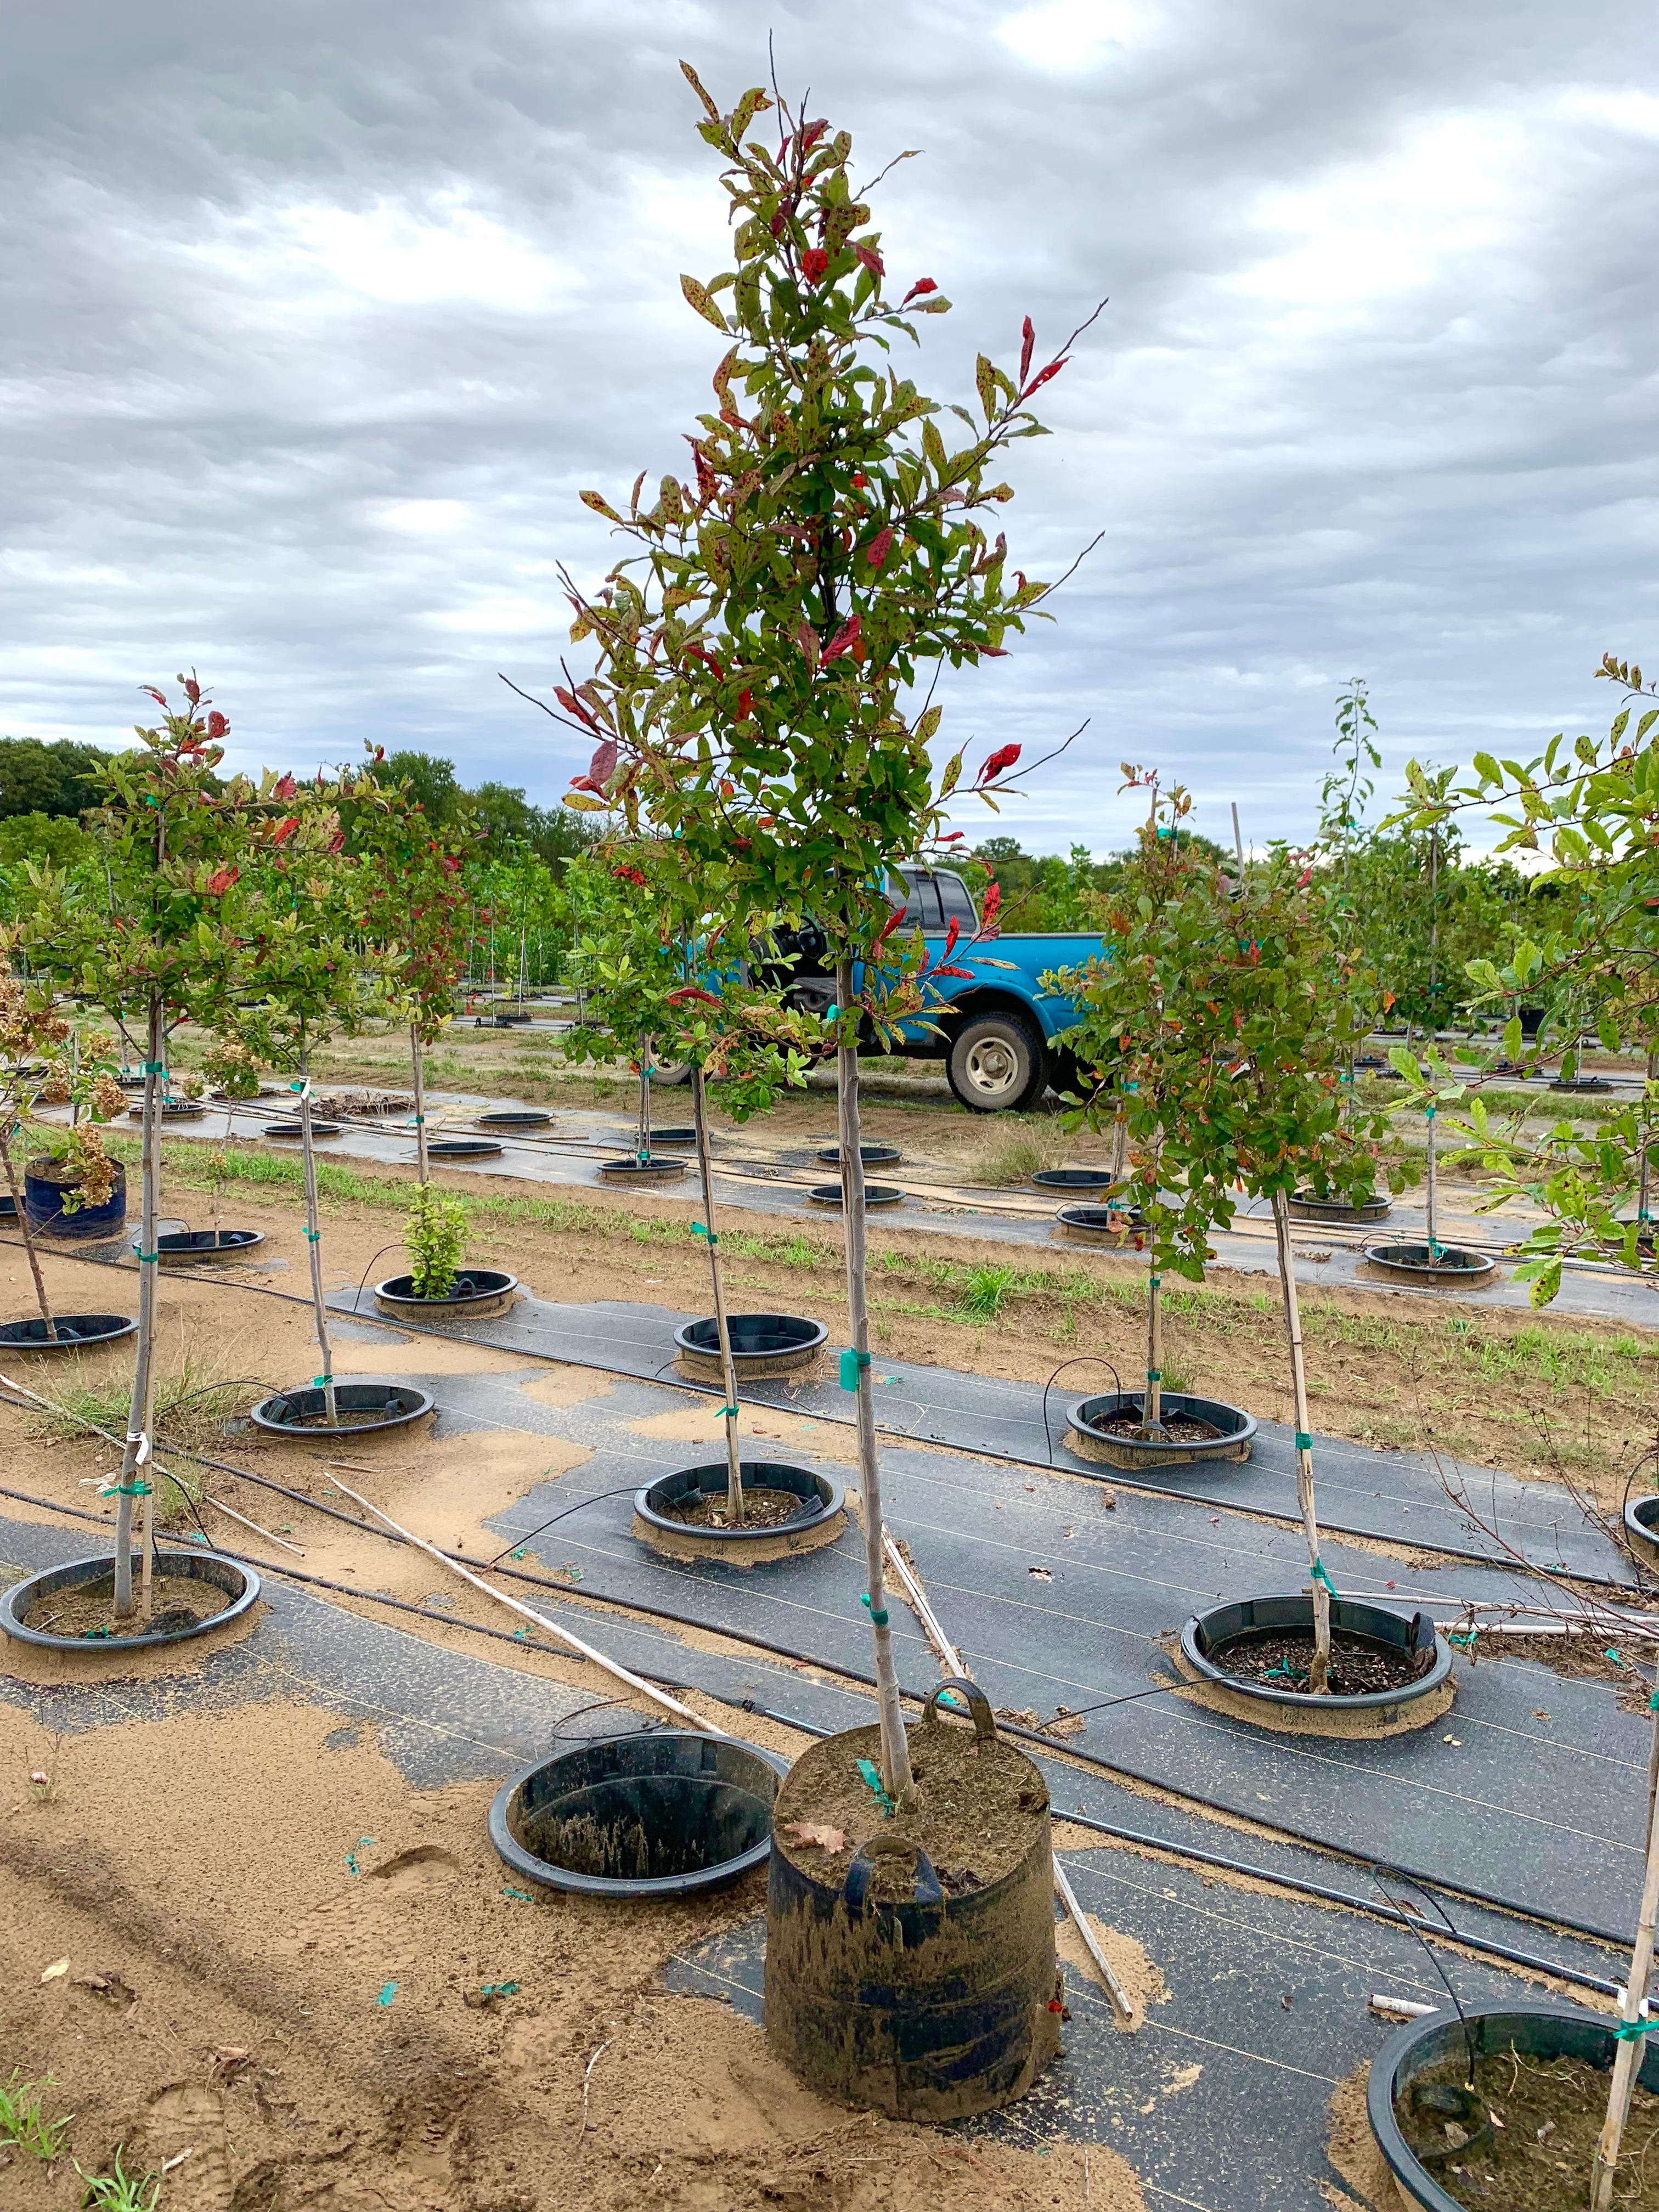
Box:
520, 66, 1099, 1793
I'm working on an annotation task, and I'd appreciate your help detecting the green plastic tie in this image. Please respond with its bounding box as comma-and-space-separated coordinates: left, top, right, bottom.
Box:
1425, 1103, 1436, 1120
479, 1981, 520, 1998
1650, 1690, 1659, 1713
376, 1982, 398, 2008
135, 1250, 160, 1264
110, 1478, 153, 1498
839, 1347, 871, 1391
302, 1227, 320, 1241
860, 1591, 890, 1628
1294, 1430, 1313, 1451
1146, 1368, 1162, 1383
1616, 2017, 1659, 2042
501, 1886, 533, 1903
312, 1374, 333, 1388
1447, 1629, 1479, 1651
1311, 1557, 1340, 1598
718, 1404, 740, 1420
139, 1060, 167, 1075
1149, 1273, 1161, 1288
855, 1756, 895, 1818
691, 1221, 718, 1244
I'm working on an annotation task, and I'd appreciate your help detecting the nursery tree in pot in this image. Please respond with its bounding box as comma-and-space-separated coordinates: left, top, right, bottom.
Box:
23, 680, 358, 1615
525, 68, 1091, 1793
1052, 773, 1391, 1688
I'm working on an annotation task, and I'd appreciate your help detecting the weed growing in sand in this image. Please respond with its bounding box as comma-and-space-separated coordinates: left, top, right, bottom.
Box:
959, 1263, 1020, 1320
76, 2148, 159, 2209
0, 2069, 71, 2160
969, 1125, 1059, 1187
26, 1356, 256, 1455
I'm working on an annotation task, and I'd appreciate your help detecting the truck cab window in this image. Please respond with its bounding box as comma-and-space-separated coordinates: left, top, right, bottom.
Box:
936, 872, 979, 928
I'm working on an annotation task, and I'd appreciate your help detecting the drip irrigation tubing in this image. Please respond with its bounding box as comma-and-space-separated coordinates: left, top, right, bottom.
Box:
0, 1476, 1621, 2001
0, 1461, 1635, 1956
4, 1228, 1645, 1596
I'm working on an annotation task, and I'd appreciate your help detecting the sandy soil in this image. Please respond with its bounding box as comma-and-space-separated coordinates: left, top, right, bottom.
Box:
0, 1697, 1147, 2211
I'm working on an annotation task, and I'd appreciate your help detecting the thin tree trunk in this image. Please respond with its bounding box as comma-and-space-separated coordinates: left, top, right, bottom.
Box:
136, 1023, 162, 1613
0, 1122, 55, 1339
1592, 1710, 1659, 2208
1141, 1261, 1164, 1435
1425, 1104, 1439, 1255
636, 1034, 653, 1162
691, 1064, 743, 1523
409, 1022, 429, 1186
1273, 1188, 1330, 1691
112, 994, 164, 1618
1641, 1049, 1656, 1226
836, 955, 913, 1802
297, 1049, 338, 1427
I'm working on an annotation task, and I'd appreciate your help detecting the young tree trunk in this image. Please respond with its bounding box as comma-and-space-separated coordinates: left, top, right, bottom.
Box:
112, 994, 164, 1618
636, 1034, 653, 1162
0, 1122, 56, 1340
296, 1056, 338, 1427
836, 956, 913, 1802
1641, 1049, 1656, 1227
1272, 1188, 1330, 1691
409, 1022, 429, 1185
1141, 1260, 1165, 1436
1591, 1708, 1659, 2208
691, 1064, 743, 1523
1425, 1103, 1439, 1256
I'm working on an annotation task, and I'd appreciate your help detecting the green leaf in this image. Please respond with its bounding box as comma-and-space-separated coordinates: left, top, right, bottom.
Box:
680, 275, 730, 332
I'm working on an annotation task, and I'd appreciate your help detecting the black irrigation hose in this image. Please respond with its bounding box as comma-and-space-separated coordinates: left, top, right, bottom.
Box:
0, 1475, 1628, 1994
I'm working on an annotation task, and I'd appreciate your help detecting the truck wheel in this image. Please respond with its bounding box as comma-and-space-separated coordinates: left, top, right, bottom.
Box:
947, 1012, 1047, 1114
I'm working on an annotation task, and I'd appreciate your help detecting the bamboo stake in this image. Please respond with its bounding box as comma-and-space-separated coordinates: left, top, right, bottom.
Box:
0, 1120, 55, 1340
409, 1021, 429, 1186
836, 954, 913, 1802
636, 1033, 653, 1163
1141, 1255, 1165, 1436
1272, 1188, 1330, 1690
1592, 1699, 1659, 2208
691, 1063, 743, 1523
323, 1472, 730, 1737
112, 992, 164, 1618
882, 1530, 963, 1675
136, 1009, 162, 1615
1053, 1856, 1134, 2022
295, 1051, 338, 1429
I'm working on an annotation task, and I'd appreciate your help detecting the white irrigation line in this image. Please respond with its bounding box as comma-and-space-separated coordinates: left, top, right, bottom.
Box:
881, 1520, 1133, 2023
321, 1471, 730, 1739
0, 1369, 304, 1558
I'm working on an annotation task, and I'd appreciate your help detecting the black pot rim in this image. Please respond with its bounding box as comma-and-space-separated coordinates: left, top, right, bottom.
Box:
647, 1126, 697, 1144
421, 1138, 504, 1158
0, 1313, 137, 1350
634, 1459, 845, 1542
1180, 1592, 1453, 1711
249, 1379, 436, 1436
1366, 1242, 1497, 1279
475, 1110, 554, 1128
1054, 1203, 1146, 1232
1030, 1166, 1119, 1190
1626, 1493, 1659, 1559
805, 1181, 904, 1206
487, 1731, 789, 1898
673, 1313, 828, 1365
1366, 1999, 1638, 2211
1290, 1189, 1391, 1221
373, 1268, 518, 1310
263, 1120, 342, 1137
156, 1229, 265, 1259
1069, 1390, 1257, 1457
597, 1155, 686, 1176
815, 1143, 902, 1165
0, 1548, 260, 1652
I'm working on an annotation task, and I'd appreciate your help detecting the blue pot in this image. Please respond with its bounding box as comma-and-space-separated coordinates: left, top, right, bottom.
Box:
23, 1156, 127, 1241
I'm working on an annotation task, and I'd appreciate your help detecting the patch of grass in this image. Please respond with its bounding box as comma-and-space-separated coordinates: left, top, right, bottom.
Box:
958, 1263, 1019, 1321
969, 1126, 1059, 1187
77, 2149, 160, 2210
0, 2069, 71, 2160
26, 1354, 259, 1455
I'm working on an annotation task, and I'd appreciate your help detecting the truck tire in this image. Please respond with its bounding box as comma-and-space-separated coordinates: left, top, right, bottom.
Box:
947, 1012, 1048, 1114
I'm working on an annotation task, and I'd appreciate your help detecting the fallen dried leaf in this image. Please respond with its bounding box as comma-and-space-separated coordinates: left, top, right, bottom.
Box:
212, 2046, 252, 2076
782, 1820, 847, 1854
40, 1956, 70, 1982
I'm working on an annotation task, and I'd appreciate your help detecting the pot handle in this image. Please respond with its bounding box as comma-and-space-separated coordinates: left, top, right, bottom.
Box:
844, 1834, 944, 1912
922, 1675, 996, 1741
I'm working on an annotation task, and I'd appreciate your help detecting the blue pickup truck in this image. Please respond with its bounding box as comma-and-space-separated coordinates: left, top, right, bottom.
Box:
774, 866, 1103, 1113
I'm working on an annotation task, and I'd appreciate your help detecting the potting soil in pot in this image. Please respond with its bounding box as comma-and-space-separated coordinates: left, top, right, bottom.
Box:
1398, 2046, 1659, 2209
1215, 1626, 1431, 1697
22, 1571, 228, 1641
775, 1716, 1047, 1901
665, 1485, 805, 1531
1094, 1407, 1221, 1446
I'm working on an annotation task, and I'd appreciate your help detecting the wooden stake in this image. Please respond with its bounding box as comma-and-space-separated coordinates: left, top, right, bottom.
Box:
296, 1054, 338, 1429
691, 1064, 743, 1523
1272, 1188, 1330, 1691
1053, 1857, 1133, 2022
113, 992, 165, 1619
409, 1021, 429, 1186
837, 955, 913, 1802
1593, 1697, 1659, 2208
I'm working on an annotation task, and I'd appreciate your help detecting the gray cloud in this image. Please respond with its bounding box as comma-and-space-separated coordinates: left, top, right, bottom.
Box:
3, 0, 1656, 856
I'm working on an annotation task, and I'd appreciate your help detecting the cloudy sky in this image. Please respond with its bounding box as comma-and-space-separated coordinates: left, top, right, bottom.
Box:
4, 0, 1656, 855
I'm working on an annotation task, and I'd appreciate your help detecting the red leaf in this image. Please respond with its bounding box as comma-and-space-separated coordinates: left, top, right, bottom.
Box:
977, 743, 1022, 785
936, 830, 965, 843
738, 689, 753, 719
668, 985, 721, 1008
902, 279, 938, 304
555, 684, 600, 731
1019, 315, 1035, 386
183, 677, 201, 705
205, 709, 228, 738
874, 907, 906, 946
271, 816, 298, 845
1022, 357, 1068, 397
855, 244, 884, 276
586, 738, 618, 788
205, 866, 238, 896
141, 686, 167, 708
981, 882, 1002, 930
273, 773, 297, 801
822, 613, 862, 663
802, 246, 829, 283
799, 119, 828, 151
930, 964, 974, 979
866, 526, 894, 572
940, 917, 961, 964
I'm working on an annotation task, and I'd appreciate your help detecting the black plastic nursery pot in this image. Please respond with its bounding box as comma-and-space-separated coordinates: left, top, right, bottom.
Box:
1053, 1204, 1146, 1246
156, 1229, 266, 1263
489, 1730, 787, 1899
1625, 1493, 1659, 1572
816, 1142, 901, 1166
1364, 1242, 1497, 1288
1029, 1166, 1119, 1194
373, 1267, 520, 1321
263, 1120, 341, 1139
1288, 1189, 1391, 1224
0, 1193, 16, 1221
127, 1101, 207, 1120
806, 1181, 904, 1209
475, 1109, 553, 1131
249, 1380, 436, 1438
1068, 1390, 1256, 1471
674, 1312, 828, 1383
632, 1460, 847, 1565
765, 1679, 1060, 2121
0, 1549, 260, 1654
24, 1156, 126, 1242
422, 1137, 504, 1161
1550, 1074, 1614, 1093
647, 1125, 697, 1146
0, 1312, 137, 1352
597, 1154, 686, 1184
1366, 2000, 1655, 2211
1177, 1594, 1454, 1738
